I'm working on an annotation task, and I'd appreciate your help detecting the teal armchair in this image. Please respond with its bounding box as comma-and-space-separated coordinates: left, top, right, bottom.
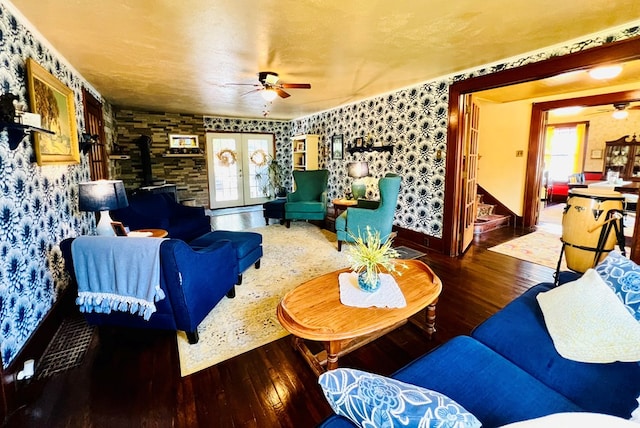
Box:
335, 174, 401, 251
285, 169, 329, 228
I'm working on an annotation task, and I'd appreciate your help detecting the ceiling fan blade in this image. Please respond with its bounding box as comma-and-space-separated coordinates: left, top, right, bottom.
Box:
280, 83, 311, 89
276, 88, 291, 98
226, 83, 262, 88
241, 88, 263, 97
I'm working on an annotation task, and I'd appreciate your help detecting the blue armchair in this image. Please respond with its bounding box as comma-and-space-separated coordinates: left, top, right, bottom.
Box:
335, 174, 401, 251
60, 236, 238, 344
110, 192, 211, 243
285, 169, 329, 228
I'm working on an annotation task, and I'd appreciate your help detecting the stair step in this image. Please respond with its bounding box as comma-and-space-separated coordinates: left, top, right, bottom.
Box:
474, 214, 510, 234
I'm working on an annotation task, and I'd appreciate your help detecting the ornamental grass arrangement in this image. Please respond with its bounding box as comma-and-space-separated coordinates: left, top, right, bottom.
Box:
347, 226, 405, 292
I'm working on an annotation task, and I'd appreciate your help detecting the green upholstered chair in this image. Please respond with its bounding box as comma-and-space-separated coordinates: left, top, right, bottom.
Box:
335, 173, 401, 251
285, 169, 329, 228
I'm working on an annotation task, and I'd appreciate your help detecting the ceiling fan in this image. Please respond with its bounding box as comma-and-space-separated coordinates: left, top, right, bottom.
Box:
227, 71, 311, 100
592, 102, 640, 114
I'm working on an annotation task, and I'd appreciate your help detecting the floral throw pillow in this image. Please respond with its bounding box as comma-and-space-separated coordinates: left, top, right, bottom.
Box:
318, 368, 481, 428
594, 251, 640, 322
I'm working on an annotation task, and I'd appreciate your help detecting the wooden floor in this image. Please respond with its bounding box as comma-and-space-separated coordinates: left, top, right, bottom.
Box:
9, 211, 557, 428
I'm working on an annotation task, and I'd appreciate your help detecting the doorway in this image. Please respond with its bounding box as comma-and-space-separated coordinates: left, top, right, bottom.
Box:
444, 36, 640, 261
206, 132, 274, 209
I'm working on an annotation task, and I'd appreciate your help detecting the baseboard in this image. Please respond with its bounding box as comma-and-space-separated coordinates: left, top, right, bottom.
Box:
1, 285, 76, 422
392, 225, 444, 254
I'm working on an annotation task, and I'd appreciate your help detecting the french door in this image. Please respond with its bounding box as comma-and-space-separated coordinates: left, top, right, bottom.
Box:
206, 133, 274, 209
459, 95, 480, 254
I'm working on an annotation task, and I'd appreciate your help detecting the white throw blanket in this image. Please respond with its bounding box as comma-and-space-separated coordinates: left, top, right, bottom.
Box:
72, 236, 166, 320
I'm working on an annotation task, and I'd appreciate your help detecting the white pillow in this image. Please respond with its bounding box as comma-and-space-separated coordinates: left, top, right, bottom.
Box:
499, 412, 639, 427
536, 268, 640, 363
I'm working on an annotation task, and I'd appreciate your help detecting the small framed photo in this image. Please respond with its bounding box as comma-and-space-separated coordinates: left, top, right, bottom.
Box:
169, 134, 199, 149
295, 141, 305, 152
332, 134, 343, 160
591, 149, 603, 159
111, 221, 128, 236
355, 137, 364, 148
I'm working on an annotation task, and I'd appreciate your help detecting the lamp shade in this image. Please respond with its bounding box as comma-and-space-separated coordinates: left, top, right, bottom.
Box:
79, 180, 129, 212
347, 162, 369, 178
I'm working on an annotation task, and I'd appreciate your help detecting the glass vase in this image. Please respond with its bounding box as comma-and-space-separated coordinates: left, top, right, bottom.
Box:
357, 270, 381, 292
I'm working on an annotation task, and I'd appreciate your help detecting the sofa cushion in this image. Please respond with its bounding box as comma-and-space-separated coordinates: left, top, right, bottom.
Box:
498, 412, 639, 427
391, 336, 583, 427
472, 283, 640, 418
318, 368, 480, 428
536, 268, 640, 363
594, 250, 640, 322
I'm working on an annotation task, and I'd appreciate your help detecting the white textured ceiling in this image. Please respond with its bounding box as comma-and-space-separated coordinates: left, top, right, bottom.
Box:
8, 0, 640, 119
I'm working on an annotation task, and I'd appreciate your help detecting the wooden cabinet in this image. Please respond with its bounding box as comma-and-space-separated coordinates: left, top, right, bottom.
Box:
603, 135, 640, 180
292, 134, 319, 171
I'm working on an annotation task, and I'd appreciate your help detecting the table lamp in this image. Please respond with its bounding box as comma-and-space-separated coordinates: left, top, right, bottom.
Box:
79, 180, 129, 236
347, 161, 369, 200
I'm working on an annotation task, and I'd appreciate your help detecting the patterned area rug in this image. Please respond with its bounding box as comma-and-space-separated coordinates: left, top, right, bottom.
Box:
488, 230, 566, 270
177, 222, 351, 376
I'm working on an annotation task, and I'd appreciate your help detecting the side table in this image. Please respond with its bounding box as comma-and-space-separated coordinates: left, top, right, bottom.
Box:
130, 228, 168, 238
332, 198, 357, 217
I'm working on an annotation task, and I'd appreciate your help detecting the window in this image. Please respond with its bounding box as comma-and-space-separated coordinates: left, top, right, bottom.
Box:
543, 123, 587, 182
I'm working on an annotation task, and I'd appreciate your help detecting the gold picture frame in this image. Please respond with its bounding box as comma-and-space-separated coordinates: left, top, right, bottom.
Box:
26, 58, 79, 166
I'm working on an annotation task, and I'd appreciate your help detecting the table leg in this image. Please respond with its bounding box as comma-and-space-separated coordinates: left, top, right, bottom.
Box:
426, 301, 437, 338
325, 341, 342, 371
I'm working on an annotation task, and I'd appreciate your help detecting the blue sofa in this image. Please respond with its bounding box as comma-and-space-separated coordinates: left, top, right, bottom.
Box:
111, 192, 211, 243
318, 272, 640, 427
61, 236, 238, 344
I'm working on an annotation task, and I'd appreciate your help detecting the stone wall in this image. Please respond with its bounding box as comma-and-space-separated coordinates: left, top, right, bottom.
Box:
113, 108, 209, 206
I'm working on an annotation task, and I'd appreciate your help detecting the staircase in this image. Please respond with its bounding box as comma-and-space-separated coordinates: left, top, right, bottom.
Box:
474, 194, 510, 234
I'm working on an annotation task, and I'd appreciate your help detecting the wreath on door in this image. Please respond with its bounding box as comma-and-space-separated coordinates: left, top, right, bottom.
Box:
217, 148, 237, 166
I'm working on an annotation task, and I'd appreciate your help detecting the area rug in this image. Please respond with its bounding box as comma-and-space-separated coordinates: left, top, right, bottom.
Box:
488, 230, 566, 270
176, 222, 351, 377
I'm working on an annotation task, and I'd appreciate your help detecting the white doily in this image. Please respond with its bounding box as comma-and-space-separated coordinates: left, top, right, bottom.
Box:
339, 272, 407, 308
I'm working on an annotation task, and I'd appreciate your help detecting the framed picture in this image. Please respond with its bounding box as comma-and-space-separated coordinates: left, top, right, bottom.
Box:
111, 221, 128, 236
355, 137, 364, 148
169, 134, 199, 149
332, 134, 343, 160
26, 58, 79, 166
295, 141, 305, 152
591, 149, 603, 159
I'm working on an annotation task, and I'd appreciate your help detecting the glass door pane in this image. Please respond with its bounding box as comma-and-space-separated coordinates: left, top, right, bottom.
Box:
207, 133, 244, 209
243, 134, 273, 205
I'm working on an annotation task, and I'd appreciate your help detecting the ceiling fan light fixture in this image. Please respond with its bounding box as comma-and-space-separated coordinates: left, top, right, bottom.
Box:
612, 109, 629, 120
588, 65, 623, 80
261, 88, 278, 101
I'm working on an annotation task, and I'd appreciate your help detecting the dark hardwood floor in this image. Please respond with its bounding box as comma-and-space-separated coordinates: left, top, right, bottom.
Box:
8, 210, 556, 428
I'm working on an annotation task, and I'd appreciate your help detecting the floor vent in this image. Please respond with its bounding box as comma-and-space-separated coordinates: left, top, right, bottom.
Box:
36, 315, 94, 380
395, 246, 427, 260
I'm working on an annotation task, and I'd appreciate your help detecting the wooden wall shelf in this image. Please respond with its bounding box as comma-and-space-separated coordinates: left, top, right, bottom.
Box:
1, 122, 54, 150
346, 146, 394, 155
162, 153, 204, 158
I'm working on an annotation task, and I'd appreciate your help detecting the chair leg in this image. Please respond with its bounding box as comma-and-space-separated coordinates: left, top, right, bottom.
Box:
237, 274, 243, 285
286, 219, 291, 228
255, 259, 261, 269
226, 285, 236, 298
338, 240, 342, 252
186, 330, 199, 344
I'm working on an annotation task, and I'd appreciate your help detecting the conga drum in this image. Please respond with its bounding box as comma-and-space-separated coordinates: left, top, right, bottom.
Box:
561, 188, 624, 273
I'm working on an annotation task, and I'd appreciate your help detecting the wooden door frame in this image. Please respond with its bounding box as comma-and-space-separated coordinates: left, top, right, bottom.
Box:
444, 35, 640, 256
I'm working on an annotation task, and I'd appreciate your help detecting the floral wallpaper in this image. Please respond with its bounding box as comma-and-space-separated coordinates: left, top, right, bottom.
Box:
1, 0, 639, 371
0, 4, 93, 368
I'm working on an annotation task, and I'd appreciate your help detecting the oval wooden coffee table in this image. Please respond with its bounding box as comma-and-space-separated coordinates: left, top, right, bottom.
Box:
277, 259, 442, 376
